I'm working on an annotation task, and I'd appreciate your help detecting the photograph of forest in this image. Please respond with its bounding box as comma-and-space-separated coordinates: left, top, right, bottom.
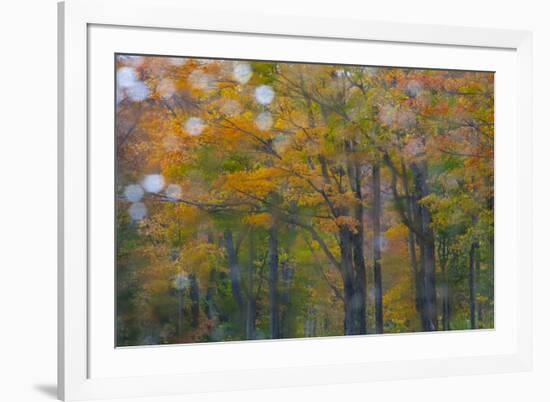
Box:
115, 54, 494, 346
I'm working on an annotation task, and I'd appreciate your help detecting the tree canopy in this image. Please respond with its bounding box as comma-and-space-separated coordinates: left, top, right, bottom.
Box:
115, 54, 494, 346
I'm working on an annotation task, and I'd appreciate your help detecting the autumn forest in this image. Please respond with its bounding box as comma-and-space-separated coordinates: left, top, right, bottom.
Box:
115, 54, 494, 346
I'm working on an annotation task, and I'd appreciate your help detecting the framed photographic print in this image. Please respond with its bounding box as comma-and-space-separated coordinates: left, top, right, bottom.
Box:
58, 0, 533, 400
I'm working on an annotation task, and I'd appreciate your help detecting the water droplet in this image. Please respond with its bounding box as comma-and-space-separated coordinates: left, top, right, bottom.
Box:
116, 87, 125, 104
198, 59, 214, 65
396, 109, 416, 129
127, 81, 150, 102
254, 85, 275, 105
220, 99, 242, 117
165, 184, 182, 200
173, 272, 189, 290
124, 184, 144, 202
119, 55, 144, 67
169, 57, 185, 66
378, 104, 396, 126
233, 62, 252, 84
184, 117, 205, 136
406, 80, 423, 97
117, 67, 137, 89
158, 78, 175, 98
162, 134, 181, 151
363, 67, 378, 77
335, 69, 347, 78
141, 174, 165, 193
188, 69, 215, 90
129, 202, 147, 221
374, 235, 389, 251
255, 111, 273, 131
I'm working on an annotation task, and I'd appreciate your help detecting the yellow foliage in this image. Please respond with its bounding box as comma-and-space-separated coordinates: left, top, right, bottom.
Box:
242, 212, 273, 228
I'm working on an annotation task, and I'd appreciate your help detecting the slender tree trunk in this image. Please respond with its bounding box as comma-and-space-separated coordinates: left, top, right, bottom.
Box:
223, 229, 245, 333
304, 305, 317, 337
245, 231, 256, 340
488, 232, 494, 323
205, 270, 216, 320
351, 161, 367, 335
176, 289, 183, 337
339, 226, 356, 335
411, 161, 437, 331
268, 224, 280, 339
280, 259, 293, 338
372, 164, 383, 334
189, 274, 200, 328
421, 229, 437, 331
204, 233, 216, 322
439, 239, 450, 331
469, 242, 478, 329
400, 159, 424, 327
476, 246, 482, 327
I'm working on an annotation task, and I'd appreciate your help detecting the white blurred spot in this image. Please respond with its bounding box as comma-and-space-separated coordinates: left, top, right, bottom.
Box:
378, 104, 396, 126
374, 235, 389, 251
129, 202, 147, 221
127, 81, 150, 102
220, 99, 242, 117
379, 105, 416, 129
124, 184, 144, 202
198, 59, 214, 65
254, 85, 274, 105
233, 62, 252, 84
184, 117, 205, 136
157, 78, 176, 98
116, 87, 125, 104
406, 80, 423, 97
335, 69, 348, 78
188, 69, 215, 90
169, 57, 185, 66
273, 134, 288, 153
363, 67, 378, 77
162, 134, 181, 151
165, 184, 182, 200
403, 137, 424, 157
117, 67, 137, 89
255, 111, 273, 131
141, 174, 165, 193
396, 109, 416, 129
444, 174, 459, 189
119, 55, 144, 67
173, 272, 189, 290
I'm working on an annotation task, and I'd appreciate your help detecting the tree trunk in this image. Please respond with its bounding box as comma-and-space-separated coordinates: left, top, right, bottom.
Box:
176, 289, 183, 337
280, 259, 293, 338
223, 229, 244, 332
268, 224, 280, 339
204, 233, 217, 322
400, 159, 424, 327
205, 270, 216, 320
469, 242, 478, 329
245, 231, 256, 340
488, 232, 494, 323
351, 161, 367, 335
339, 226, 356, 335
411, 161, 437, 331
475, 246, 482, 327
438, 239, 450, 331
343, 152, 367, 335
189, 274, 200, 328
421, 228, 437, 331
372, 164, 383, 334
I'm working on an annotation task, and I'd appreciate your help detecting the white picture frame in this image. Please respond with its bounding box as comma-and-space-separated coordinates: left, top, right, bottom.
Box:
58, 0, 533, 400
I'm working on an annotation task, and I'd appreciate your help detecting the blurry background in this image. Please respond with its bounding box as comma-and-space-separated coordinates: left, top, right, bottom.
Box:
0, 0, 547, 401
